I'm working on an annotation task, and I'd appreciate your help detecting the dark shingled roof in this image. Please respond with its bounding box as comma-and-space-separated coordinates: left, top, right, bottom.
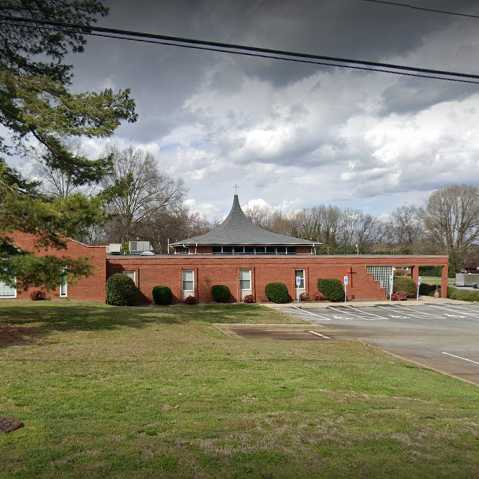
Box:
171, 195, 315, 246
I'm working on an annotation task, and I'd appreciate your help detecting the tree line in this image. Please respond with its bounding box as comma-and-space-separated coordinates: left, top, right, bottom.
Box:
38, 138, 479, 275
243, 185, 479, 273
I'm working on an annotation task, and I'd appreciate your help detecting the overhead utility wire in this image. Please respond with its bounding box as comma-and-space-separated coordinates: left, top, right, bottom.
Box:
5, 21, 478, 84
69, 31, 479, 85
2, 14, 477, 80
2, 15, 479, 85
358, 0, 479, 20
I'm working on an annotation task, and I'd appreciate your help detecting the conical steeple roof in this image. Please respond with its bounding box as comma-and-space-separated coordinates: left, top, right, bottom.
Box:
171, 195, 315, 246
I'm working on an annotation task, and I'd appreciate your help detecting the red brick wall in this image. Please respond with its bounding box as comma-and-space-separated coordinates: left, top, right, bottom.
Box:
107, 254, 449, 303
3, 232, 448, 304
5, 232, 106, 302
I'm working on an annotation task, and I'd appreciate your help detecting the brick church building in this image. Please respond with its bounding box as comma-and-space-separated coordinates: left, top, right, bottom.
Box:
1, 195, 449, 303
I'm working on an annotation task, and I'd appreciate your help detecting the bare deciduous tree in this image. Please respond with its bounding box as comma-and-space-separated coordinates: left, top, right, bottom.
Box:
102, 145, 185, 243
381, 205, 424, 253
422, 185, 479, 272
135, 209, 211, 254
292, 206, 341, 253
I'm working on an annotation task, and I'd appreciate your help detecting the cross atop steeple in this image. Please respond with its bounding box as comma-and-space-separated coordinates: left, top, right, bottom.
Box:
233, 184, 239, 195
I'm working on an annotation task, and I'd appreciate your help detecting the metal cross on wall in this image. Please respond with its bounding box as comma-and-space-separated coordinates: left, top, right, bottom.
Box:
349, 267, 357, 288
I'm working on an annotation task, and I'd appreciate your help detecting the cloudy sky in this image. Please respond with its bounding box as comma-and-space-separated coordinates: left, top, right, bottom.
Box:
67, 0, 479, 219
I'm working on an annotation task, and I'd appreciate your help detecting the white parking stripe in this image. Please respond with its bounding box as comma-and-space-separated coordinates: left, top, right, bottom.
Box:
308, 330, 331, 340
341, 305, 387, 320
289, 305, 331, 321
327, 306, 367, 321
374, 305, 415, 320
396, 305, 438, 318
425, 304, 475, 318
442, 352, 479, 367
438, 304, 479, 317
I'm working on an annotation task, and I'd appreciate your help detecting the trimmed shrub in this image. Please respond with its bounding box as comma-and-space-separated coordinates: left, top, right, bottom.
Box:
393, 277, 417, 298
30, 290, 47, 301
448, 287, 479, 302
243, 294, 255, 303
106, 273, 139, 306
318, 279, 345, 302
152, 286, 173, 305
265, 282, 291, 303
211, 285, 231, 303
419, 283, 437, 297
184, 295, 198, 305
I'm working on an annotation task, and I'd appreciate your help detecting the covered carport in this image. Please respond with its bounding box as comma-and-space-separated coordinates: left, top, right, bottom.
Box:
365, 257, 449, 299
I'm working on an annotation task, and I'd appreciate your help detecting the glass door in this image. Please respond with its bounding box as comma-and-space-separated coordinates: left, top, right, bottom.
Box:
295, 269, 305, 301
240, 269, 252, 300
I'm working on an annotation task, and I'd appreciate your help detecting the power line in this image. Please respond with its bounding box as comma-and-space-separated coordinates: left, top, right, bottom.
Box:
2, 14, 479, 85
7, 20, 477, 84
358, 0, 479, 20
82, 31, 479, 84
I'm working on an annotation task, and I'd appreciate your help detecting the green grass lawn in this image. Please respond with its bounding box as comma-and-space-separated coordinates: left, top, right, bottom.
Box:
1, 301, 479, 478
422, 275, 455, 286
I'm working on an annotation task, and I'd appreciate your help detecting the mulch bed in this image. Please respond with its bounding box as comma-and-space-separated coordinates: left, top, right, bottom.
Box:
0, 417, 24, 433
0, 325, 39, 347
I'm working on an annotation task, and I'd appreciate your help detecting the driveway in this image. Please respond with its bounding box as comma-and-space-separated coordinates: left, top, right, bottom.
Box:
282, 302, 479, 385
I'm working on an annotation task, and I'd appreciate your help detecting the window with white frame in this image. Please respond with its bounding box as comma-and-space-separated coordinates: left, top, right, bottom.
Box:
182, 270, 194, 295
59, 273, 68, 298
0, 278, 17, 298
123, 271, 137, 285
240, 269, 252, 291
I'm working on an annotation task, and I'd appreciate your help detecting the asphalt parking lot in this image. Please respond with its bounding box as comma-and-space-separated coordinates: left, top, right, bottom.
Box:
284, 302, 479, 385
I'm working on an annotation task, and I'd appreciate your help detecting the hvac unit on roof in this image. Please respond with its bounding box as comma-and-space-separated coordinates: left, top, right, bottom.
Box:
107, 243, 122, 255
129, 240, 153, 255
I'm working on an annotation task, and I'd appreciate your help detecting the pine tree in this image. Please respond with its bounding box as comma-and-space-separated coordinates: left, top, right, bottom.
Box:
0, 0, 137, 289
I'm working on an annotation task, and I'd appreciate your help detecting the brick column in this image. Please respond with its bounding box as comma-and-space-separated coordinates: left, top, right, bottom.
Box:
441, 264, 449, 298
411, 265, 419, 286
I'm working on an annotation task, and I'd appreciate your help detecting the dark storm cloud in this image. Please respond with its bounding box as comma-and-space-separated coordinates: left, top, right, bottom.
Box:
61, 0, 479, 217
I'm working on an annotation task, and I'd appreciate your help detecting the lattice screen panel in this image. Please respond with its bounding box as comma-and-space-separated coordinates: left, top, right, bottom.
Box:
366, 266, 393, 296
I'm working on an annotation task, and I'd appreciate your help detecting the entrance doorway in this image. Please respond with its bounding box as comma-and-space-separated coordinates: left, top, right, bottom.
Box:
240, 269, 252, 300
295, 269, 305, 301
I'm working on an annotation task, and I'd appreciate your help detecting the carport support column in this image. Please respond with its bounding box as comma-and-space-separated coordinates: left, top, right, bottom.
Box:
411, 265, 419, 286
441, 264, 449, 298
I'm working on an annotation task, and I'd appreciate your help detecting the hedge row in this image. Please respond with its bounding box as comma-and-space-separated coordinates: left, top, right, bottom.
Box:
448, 287, 479, 302
108, 276, 440, 306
